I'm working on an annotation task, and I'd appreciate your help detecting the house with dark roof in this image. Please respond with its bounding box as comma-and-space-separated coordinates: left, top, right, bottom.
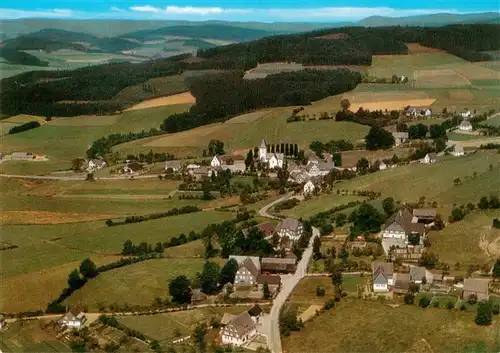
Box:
275, 217, 303, 242
392, 132, 409, 146
372, 262, 394, 293
247, 304, 264, 323
261, 257, 296, 273
241, 222, 276, 238
412, 209, 437, 224
409, 266, 433, 284
220, 311, 257, 346
229, 256, 261, 286
392, 273, 411, 294
463, 278, 490, 301
257, 274, 281, 294
382, 209, 426, 244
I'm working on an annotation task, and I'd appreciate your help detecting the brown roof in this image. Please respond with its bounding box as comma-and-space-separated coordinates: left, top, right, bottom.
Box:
221, 313, 235, 325
191, 289, 207, 302
241, 257, 260, 278
257, 274, 281, 286
412, 209, 436, 219
225, 311, 256, 337
393, 273, 411, 293
463, 278, 489, 294
276, 218, 302, 232
372, 262, 393, 278
261, 258, 296, 272
385, 209, 424, 235
248, 304, 264, 317
242, 222, 276, 237
126, 162, 143, 171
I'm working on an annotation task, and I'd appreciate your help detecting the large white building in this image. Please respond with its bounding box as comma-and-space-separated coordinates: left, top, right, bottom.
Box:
220, 311, 257, 346
258, 139, 285, 169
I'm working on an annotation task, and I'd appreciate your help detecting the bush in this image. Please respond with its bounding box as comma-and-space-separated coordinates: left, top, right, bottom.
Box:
432, 300, 440, 308
467, 294, 477, 305
492, 304, 499, 315
404, 293, 415, 305
419, 297, 431, 308
8, 121, 41, 134
316, 286, 326, 297
324, 299, 335, 310
446, 301, 455, 310
475, 301, 493, 326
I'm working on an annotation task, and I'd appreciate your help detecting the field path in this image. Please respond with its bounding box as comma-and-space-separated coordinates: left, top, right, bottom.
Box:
258, 193, 319, 353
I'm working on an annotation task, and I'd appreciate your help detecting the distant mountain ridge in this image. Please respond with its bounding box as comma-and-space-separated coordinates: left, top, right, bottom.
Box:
1, 12, 498, 40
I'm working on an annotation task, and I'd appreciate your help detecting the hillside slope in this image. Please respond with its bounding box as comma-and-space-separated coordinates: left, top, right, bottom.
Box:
360, 12, 500, 27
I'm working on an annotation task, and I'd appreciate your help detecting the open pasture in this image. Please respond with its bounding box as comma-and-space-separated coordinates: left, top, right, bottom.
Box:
65, 257, 224, 310
124, 92, 196, 111
281, 194, 365, 219
282, 300, 499, 353
414, 69, 471, 88
122, 107, 369, 157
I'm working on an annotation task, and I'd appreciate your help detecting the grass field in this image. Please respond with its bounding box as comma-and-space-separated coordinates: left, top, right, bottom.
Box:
282, 300, 500, 353
65, 257, 225, 310
428, 210, 500, 268
0, 104, 190, 174
330, 151, 500, 213
125, 92, 196, 111
117, 107, 369, 158
485, 115, 500, 127
282, 194, 365, 219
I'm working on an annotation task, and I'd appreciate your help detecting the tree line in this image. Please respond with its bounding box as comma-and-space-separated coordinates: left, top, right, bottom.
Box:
106, 205, 201, 227
160, 69, 361, 133
8, 120, 41, 134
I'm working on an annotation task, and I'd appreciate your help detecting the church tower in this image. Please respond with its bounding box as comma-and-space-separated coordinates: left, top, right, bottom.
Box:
259, 139, 267, 162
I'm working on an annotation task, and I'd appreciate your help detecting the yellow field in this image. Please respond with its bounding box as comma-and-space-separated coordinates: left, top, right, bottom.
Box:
1, 115, 47, 125
0, 211, 116, 225
125, 91, 195, 111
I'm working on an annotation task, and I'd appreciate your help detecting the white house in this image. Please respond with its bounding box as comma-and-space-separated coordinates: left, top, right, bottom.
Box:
268, 153, 284, 169
306, 163, 321, 177
379, 161, 387, 170
458, 120, 473, 132
303, 180, 315, 196
392, 132, 409, 147
421, 153, 437, 164
211, 155, 224, 168
372, 262, 394, 293
220, 311, 257, 346
165, 160, 181, 172
258, 139, 267, 162
406, 107, 432, 118
382, 209, 425, 244
87, 159, 106, 172
58, 307, 86, 329
275, 217, 303, 242
228, 256, 261, 286
461, 110, 473, 119
452, 145, 465, 157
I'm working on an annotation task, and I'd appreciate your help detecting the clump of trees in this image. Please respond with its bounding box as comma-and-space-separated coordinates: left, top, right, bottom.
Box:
8, 121, 41, 134
364, 126, 395, 150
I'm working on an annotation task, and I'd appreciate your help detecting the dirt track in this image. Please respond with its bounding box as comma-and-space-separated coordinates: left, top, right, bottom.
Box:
125, 92, 195, 111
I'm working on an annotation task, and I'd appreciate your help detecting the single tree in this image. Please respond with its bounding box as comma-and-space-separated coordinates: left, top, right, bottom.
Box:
200, 261, 221, 295
478, 196, 490, 209
356, 157, 370, 174
193, 323, 207, 353
365, 126, 395, 150
219, 258, 238, 286
312, 236, 322, 261
245, 149, 254, 170
382, 197, 396, 216
404, 293, 415, 305
475, 301, 493, 326
340, 98, 351, 111
169, 276, 192, 304
492, 258, 500, 280
263, 281, 270, 299
79, 258, 98, 279
68, 269, 83, 289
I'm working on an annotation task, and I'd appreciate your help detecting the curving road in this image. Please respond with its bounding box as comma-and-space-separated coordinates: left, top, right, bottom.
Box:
259, 193, 319, 353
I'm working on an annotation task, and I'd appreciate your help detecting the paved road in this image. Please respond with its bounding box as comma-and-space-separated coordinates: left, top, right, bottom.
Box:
258, 193, 319, 353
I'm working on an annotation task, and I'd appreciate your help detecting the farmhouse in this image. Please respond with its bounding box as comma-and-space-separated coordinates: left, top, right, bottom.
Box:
392, 273, 411, 294
452, 144, 465, 157
372, 262, 394, 293
406, 106, 432, 118
123, 162, 143, 174
211, 155, 224, 168
165, 160, 182, 172
261, 256, 297, 273
410, 266, 433, 284
412, 209, 436, 224
241, 222, 276, 238
289, 166, 309, 184
87, 158, 106, 172
220, 311, 257, 346
390, 245, 425, 262
191, 289, 208, 304
257, 274, 281, 294
458, 120, 473, 132
11, 152, 34, 160
275, 217, 303, 242
229, 256, 261, 285
392, 132, 409, 147
58, 306, 86, 329
258, 139, 285, 169
421, 153, 437, 164
382, 209, 425, 244
462, 278, 490, 301
461, 110, 473, 119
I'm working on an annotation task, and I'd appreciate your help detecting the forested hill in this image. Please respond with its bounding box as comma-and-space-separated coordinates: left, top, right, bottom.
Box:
119, 24, 273, 42
3, 29, 139, 53
197, 24, 500, 68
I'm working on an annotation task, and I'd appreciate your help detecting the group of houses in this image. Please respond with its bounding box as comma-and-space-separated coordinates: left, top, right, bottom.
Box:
371, 262, 491, 302
382, 208, 435, 245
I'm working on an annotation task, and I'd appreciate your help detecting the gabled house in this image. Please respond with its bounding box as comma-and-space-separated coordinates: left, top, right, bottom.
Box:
241, 222, 276, 238
382, 209, 425, 244
165, 160, 182, 172
421, 153, 437, 164
268, 153, 284, 169
123, 162, 143, 174
229, 256, 261, 286
211, 155, 224, 168
372, 262, 394, 293
289, 167, 309, 184
463, 278, 490, 301
303, 180, 316, 196
191, 289, 208, 304
258, 139, 268, 162
87, 158, 107, 172
257, 274, 281, 294
306, 163, 321, 177
412, 209, 436, 224
275, 217, 303, 242
452, 145, 464, 157
220, 311, 257, 346
409, 266, 433, 284
58, 306, 86, 329
392, 132, 409, 147
392, 273, 411, 294
458, 120, 472, 132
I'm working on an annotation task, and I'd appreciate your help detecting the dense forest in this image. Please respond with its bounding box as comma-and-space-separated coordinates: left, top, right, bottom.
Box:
161, 69, 362, 133
0, 48, 49, 66
196, 24, 500, 68
1, 24, 498, 117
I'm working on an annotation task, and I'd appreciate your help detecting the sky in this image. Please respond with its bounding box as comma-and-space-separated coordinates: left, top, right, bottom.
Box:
0, 0, 498, 21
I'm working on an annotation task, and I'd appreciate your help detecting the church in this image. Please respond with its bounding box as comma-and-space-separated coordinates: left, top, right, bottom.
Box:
259, 139, 285, 169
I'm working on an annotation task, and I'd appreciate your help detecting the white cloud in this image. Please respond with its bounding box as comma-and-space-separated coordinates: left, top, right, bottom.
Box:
128, 5, 250, 16
0, 7, 75, 19
129, 5, 162, 13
